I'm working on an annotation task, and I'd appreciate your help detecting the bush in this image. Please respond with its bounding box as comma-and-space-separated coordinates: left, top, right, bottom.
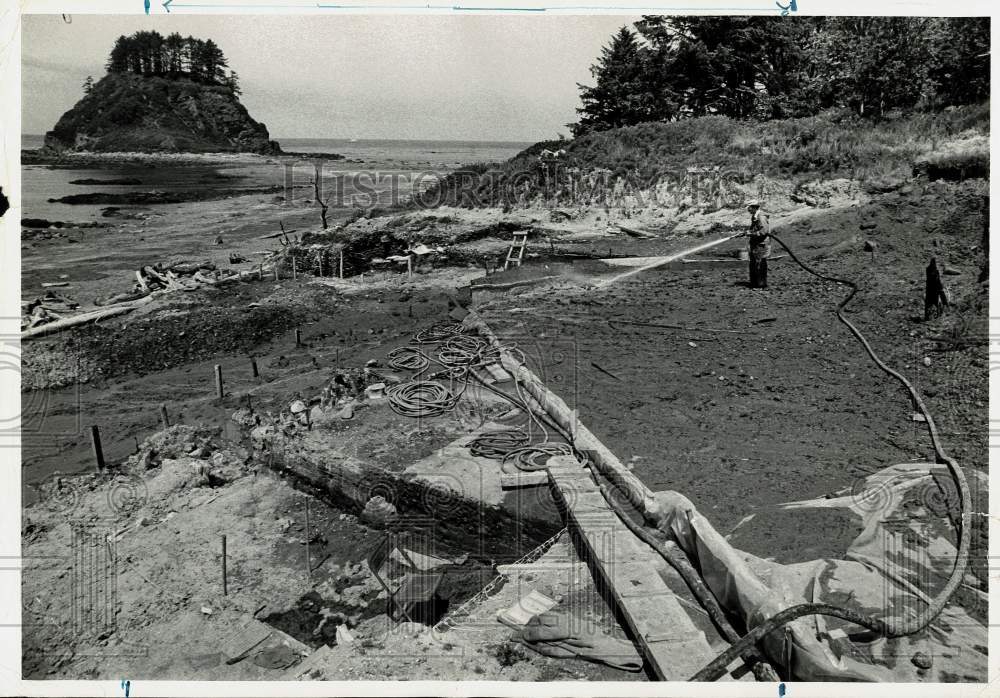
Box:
417, 103, 989, 209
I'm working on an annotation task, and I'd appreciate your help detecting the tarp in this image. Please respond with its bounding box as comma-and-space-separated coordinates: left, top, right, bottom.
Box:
654, 463, 987, 682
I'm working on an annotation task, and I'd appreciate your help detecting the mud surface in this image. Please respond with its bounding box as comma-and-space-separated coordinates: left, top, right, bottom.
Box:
480, 181, 988, 546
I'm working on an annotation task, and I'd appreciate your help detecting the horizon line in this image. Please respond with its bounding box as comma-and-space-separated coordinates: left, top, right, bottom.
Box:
21, 133, 540, 145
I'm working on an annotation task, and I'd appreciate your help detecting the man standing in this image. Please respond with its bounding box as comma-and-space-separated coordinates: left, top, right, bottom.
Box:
745, 200, 771, 288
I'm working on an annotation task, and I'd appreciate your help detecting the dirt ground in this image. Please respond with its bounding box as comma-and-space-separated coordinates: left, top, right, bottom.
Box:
475, 177, 988, 580
21, 172, 988, 681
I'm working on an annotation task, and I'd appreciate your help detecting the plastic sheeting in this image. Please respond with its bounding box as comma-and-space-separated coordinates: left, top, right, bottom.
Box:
654, 463, 987, 682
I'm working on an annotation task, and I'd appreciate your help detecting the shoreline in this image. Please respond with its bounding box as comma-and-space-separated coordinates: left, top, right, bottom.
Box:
21, 148, 346, 168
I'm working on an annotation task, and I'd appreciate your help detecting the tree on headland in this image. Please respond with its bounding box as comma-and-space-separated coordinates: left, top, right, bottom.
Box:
225, 71, 242, 96
102, 30, 237, 88
82, 75, 93, 95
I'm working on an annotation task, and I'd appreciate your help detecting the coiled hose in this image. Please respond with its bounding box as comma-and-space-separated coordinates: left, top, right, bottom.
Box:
387, 346, 431, 373
684, 233, 972, 681
385, 380, 463, 418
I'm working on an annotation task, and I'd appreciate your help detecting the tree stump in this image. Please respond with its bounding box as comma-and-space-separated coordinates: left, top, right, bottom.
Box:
925, 257, 949, 320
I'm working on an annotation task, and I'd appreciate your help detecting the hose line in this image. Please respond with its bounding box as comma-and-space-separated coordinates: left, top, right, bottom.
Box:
678, 234, 973, 681
767, 232, 971, 639
595, 479, 781, 682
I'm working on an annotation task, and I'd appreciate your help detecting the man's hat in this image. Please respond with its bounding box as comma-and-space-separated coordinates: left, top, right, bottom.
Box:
746, 199, 761, 209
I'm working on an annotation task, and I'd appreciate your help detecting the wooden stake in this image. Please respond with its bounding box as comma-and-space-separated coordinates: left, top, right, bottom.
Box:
274, 266, 279, 281
339, 250, 344, 279
407, 256, 413, 279
89, 425, 105, 472
305, 499, 312, 579
251, 357, 259, 379
317, 252, 324, 277
258, 264, 263, 281
214, 364, 224, 400
158, 404, 169, 429
294, 329, 302, 347
292, 256, 297, 280
222, 534, 228, 596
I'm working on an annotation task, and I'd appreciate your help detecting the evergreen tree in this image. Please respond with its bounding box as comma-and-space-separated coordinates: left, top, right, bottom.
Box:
101, 31, 232, 86
82, 75, 94, 95
571, 16, 989, 132
164, 33, 185, 74
106, 36, 129, 73
225, 70, 242, 95
574, 27, 662, 135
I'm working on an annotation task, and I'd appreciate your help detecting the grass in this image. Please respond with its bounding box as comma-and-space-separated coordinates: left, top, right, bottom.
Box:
417, 103, 989, 209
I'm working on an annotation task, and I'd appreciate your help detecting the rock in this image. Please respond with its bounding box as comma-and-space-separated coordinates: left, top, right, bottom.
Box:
290, 400, 307, 414
201, 606, 213, 616
365, 382, 386, 399
250, 424, 275, 444
309, 406, 324, 423
863, 240, 877, 252
911, 651, 933, 670
336, 403, 354, 420
336, 626, 355, 644
922, 356, 932, 367
859, 222, 877, 230
43, 71, 282, 155
361, 495, 397, 525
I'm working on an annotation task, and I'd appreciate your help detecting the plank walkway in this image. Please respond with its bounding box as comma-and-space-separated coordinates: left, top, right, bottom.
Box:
546, 456, 719, 680
466, 308, 740, 681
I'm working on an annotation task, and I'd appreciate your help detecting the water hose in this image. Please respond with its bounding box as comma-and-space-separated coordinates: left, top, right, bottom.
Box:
690, 602, 891, 681
767, 232, 971, 637
594, 479, 781, 682
385, 380, 463, 418
469, 428, 530, 459
681, 233, 973, 681
387, 346, 432, 373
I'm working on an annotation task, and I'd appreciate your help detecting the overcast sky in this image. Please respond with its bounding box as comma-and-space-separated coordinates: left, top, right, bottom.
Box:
22, 13, 640, 142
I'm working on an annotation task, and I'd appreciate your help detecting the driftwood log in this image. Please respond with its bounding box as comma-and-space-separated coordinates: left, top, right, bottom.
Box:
22, 295, 154, 340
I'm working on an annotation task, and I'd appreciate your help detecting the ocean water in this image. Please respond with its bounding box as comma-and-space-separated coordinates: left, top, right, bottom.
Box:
278, 138, 530, 169
19, 136, 531, 223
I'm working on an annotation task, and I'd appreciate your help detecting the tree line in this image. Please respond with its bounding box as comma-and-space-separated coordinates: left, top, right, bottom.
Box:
104, 30, 240, 94
574, 16, 989, 135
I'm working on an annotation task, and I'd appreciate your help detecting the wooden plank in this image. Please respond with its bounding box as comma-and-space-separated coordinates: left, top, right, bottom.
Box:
283, 644, 336, 680
466, 310, 722, 681
500, 472, 549, 489
548, 446, 717, 680
221, 618, 273, 664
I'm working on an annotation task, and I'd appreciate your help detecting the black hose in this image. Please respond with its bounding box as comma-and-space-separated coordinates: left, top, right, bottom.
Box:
768, 232, 971, 639
595, 479, 781, 682
690, 603, 890, 681
682, 233, 972, 681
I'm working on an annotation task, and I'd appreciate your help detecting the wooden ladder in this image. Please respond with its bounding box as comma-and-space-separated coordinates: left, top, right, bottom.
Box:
504, 230, 529, 270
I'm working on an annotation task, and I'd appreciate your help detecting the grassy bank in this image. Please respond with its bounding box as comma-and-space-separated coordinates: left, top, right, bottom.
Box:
420, 104, 989, 208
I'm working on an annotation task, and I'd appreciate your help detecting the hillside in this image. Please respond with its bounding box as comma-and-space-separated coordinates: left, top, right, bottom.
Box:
420, 104, 989, 208
43, 72, 281, 154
